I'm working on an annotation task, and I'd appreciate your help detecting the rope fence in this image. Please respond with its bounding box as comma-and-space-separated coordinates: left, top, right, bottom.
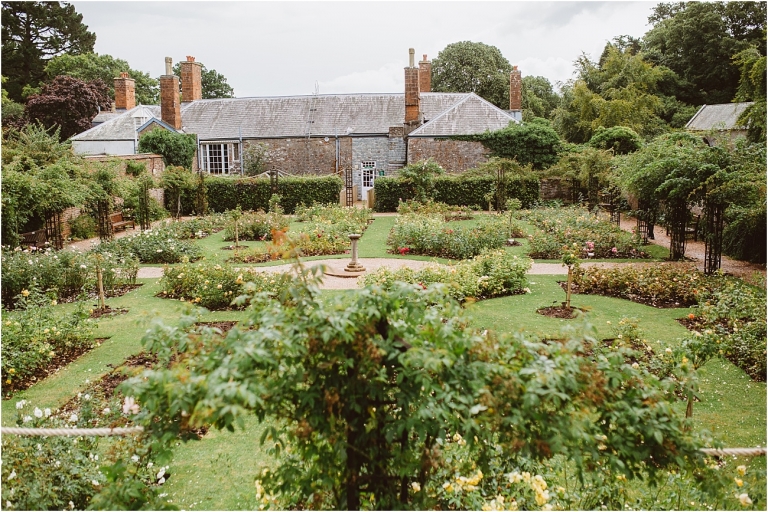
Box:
1, 426, 144, 437
0, 427, 765, 458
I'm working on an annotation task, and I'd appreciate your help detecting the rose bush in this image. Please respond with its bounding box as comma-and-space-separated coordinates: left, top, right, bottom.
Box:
96, 227, 202, 264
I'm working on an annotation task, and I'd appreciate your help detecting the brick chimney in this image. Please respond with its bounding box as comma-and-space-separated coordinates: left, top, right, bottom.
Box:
160, 57, 181, 130
114, 72, 136, 110
404, 48, 420, 129
418, 54, 431, 93
509, 65, 522, 116
180, 55, 202, 102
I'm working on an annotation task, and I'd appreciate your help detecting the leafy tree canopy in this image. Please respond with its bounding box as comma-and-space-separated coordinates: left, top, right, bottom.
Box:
431, 41, 512, 109
588, 126, 643, 155
172, 62, 235, 99
137, 128, 197, 169
642, 1, 767, 105
733, 46, 767, 143
46, 53, 159, 105
25, 75, 111, 141
459, 119, 562, 170
521, 75, 559, 121
1, 1, 96, 102
552, 45, 669, 143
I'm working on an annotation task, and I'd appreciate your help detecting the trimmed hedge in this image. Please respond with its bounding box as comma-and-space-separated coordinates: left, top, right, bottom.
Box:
171, 175, 343, 215
374, 174, 539, 212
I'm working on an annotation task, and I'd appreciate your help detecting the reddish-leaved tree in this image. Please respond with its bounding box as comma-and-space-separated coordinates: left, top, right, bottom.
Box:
25, 75, 111, 141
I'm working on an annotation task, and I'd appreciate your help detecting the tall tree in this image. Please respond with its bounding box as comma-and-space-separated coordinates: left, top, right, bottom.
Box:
643, 1, 767, 105
521, 75, 559, 120
25, 75, 111, 141
733, 46, 767, 143
431, 41, 512, 109
1, 1, 96, 102
172, 62, 235, 99
46, 53, 159, 105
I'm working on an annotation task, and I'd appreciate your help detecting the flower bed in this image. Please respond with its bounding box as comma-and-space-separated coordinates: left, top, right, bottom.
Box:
571, 264, 707, 308
159, 213, 229, 239
519, 206, 648, 259
361, 249, 531, 301
96, 227, 202, 264
1, 248, 139, 308
387, 214, 509, 260
223, 209, 289, 242
2, 288, 96, 393
396, 199, 475, 221
231, 204, 372, 262
158, 262, 294, 310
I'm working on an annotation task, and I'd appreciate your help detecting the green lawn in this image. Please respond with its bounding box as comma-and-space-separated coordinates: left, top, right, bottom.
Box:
1, 211, 762, 510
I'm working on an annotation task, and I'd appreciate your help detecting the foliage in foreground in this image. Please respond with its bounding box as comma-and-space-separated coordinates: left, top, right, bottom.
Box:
122, 265, 716, 510
361, 248, 531, 302
95, 227, 202, 264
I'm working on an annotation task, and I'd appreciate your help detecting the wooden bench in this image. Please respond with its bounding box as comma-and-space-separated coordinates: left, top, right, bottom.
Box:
110, 212, 135, 231
20, 229, 47, 248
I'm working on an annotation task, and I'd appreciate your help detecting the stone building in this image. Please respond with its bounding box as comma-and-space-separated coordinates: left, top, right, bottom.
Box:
72, 50, 523, 200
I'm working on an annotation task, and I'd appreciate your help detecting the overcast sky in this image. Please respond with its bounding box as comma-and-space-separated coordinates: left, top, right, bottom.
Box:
71, 1, 658, 98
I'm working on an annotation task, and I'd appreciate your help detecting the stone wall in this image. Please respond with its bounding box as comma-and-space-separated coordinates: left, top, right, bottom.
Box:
387, 127, 406, 173
352, 137, 389, 199
406, 138, 489, 172
539, 177, 573, 202
84, 153, 165, 178
241, 137, 348, 176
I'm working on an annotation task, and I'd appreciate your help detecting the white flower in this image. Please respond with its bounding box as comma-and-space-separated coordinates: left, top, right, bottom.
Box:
7, 470, 16, 480
91, 479, 100, 486
22, 416, 32, 423
44, 408, 51, 418
15, 400, 25, 410
69, 501, 74, 509
123, 396, 140, 415
147, 462, 154, 468
411, 481, 421, 492
157, 249, 163, 253
131, 455, 139, 463
102, 407, 111, 415
80, 264, 87, 269
158, 477, 166, 485
69, 414, 78, 423
739, 493, 752, 506
83, 394, 91, 401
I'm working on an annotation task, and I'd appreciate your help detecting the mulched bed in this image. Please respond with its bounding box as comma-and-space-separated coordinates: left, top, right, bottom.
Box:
58, 284, 144, 305
58, 350, 210, 438
2, 338, 108, 398
194, 321, 238, 333
537, 305, 588, 319
560, 281, 689, 309
90, 305, 129, 319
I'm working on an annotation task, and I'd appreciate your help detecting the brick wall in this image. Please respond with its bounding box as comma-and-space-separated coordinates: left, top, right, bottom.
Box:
405, 66, 420, 127
407, 138, 489, 172
84, 153, 165, 178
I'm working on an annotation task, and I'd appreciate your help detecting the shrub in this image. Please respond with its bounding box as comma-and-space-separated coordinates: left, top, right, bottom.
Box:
520, 206, 647, 259
588, 126, 643, 155
158, 262, 294, 310
387, 214, 508, 260
396, 199, 474, 220
205, 175, 343, 214
137, 130, 197, 168
95, 227, 202, 264
156, 213, 229, 239
361, 248, 531, 301
1, 248, 139, 308
2, 287, 96, 391
398, 158, 445, 202
68, 213, 97, 240
374, 174, 540, 212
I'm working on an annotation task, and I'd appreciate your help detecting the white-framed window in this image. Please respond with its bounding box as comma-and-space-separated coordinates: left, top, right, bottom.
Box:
201, 142, 240, 174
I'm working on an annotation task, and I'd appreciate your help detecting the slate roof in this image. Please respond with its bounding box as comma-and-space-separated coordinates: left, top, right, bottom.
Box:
685, 102, 754, 131
408, 94, 514, 137
73, 92, 516, 143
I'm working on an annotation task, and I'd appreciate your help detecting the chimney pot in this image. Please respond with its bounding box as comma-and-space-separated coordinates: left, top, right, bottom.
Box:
186, 56, 195, 62
164, 57, 173, 76
409, 48, 415, 68
423, 54, 427, 61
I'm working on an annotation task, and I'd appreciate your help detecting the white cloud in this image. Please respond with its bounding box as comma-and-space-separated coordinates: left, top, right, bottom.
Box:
318, 62, 403, 94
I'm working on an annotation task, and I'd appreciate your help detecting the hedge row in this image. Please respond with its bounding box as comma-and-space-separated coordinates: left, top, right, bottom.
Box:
172, 175, 343, 215
373, 175, 540, 212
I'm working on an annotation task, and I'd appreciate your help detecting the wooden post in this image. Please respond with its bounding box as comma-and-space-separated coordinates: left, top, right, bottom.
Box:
95, 257, 106, 310
565, 265, 573, 309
